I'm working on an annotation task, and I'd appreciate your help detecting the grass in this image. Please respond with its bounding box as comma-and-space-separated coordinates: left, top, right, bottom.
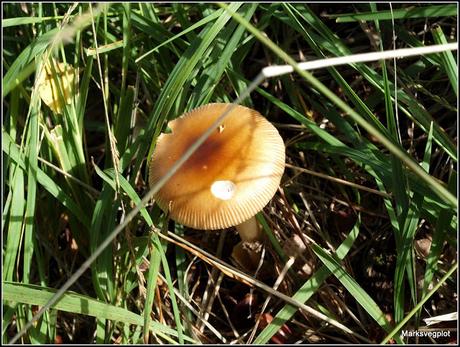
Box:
2, 2, 457, 344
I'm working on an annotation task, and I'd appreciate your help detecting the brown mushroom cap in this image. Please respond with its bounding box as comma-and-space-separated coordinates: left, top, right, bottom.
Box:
149, 103, 285, 230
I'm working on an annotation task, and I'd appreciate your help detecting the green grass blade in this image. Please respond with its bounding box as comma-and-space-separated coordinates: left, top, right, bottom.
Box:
331, 4, 458, 22
311, 243, 399, 341
22, 107, 39, 346
3, 129, 91, 228
395, 120, 436, 323
142, 235, 163, 343
3, 168, 24, 282
3, 282, 194, 343
75, 57, 93, 132
189, 3, 258, 108
381, 58, 409, 224
88, 188, 115, 302
174, 224, 193, 334
135, 8, 222, 63
114, 86, 135, 156
157, 238, 185, 344
2, 28, 59, 98
372, 8, 410, 323
422, 170, 457, 297
93, 166, 153, 225
2, 15, 67, 27
432, 25, 458, 96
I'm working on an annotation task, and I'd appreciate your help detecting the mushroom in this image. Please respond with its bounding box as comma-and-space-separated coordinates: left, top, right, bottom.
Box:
149, 103, 285, 269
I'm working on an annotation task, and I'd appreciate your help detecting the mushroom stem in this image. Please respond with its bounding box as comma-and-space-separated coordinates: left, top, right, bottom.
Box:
235, 216, 262, 243
232, 216, 264, 271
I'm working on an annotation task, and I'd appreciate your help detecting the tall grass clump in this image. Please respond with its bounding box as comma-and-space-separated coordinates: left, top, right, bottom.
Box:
2, 2, 457, 344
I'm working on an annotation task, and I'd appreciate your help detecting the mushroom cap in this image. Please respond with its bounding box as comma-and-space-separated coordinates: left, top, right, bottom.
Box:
149, 103, 285, 230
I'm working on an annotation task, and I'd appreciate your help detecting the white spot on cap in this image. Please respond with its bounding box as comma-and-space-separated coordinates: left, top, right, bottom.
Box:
211, 180, 236, 200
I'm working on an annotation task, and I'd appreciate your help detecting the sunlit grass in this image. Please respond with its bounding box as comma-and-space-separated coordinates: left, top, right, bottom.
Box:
2, 2, 457, 344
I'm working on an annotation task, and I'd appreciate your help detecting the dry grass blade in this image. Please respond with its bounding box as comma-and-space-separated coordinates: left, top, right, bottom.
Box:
88, 4, 121, 193
261, 43, 458, 77
156, 273, 227, 343
285, 163, 391, 198
247, 256, 296, 343
37, 156, 99, 195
